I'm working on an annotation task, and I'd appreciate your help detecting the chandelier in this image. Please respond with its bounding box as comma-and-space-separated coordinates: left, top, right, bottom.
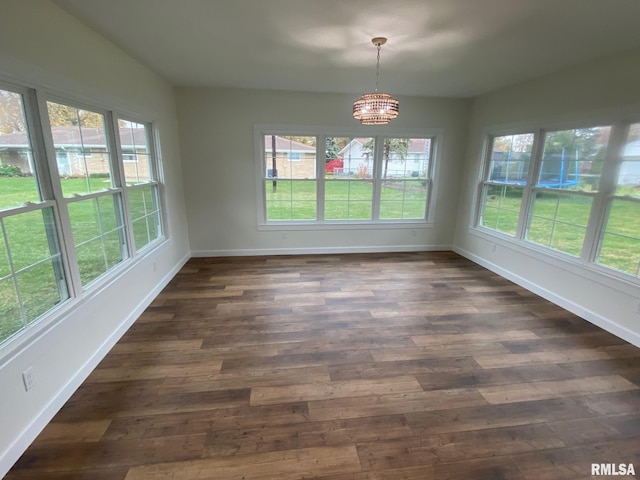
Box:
353, 37, 399, 125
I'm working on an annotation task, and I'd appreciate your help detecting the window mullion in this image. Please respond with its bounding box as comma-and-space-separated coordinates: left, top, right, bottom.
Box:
317, 134, 326, 221
517, 129, 544, 240
371, 136, 384, 221
110, 114, 136, 256
583, 123, 630, 263
35, 93, 82, 298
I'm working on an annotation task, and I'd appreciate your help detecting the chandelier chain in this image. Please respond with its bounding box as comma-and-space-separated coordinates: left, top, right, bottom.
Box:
375, 44, 381, 92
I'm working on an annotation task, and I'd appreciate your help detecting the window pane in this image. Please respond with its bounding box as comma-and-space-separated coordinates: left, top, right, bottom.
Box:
265, 180, 316, 221
264, 135, 316, 180
480, 185, 523, 236
597, 199, 640, 277
118, 119, 152, 185
325, 180, 373, 220
488, 134, 533, 184
325, 137, 374, 179
128, 184, 162, 250
616, 123, 640, 198
538, 127, 610, 192
379, 138, 430, 219
0, 88, 40, 209
324, 137, 374, 221
0, 207, 68, 341
68, 195, 127, 286
47, 101, 111, 196
527, 191, 592, 256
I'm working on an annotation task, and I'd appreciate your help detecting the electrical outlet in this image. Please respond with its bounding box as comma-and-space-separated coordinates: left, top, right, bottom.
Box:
281, 232, 287, 240
153, 260, 157, 273
22, 367, 35, 391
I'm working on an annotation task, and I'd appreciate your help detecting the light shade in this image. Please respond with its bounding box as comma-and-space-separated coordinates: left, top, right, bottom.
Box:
353, 92, 399, 125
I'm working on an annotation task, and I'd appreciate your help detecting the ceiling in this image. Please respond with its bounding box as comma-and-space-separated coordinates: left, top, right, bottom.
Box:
52, 0, 640, 98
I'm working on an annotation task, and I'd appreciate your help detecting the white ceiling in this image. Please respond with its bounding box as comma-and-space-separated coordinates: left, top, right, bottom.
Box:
53, 0, 640, 98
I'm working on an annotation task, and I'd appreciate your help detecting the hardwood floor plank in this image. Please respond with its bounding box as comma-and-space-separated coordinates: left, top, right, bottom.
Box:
125, 445, 362, 480
477, 375, 638, 404
6, 252, 640, 480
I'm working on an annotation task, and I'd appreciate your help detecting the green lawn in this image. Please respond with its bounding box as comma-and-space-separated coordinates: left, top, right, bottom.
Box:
265, 179, 428, 220
481, 187, 640, 274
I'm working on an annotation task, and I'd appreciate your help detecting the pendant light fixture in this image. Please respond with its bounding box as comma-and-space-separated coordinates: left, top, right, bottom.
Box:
353, 37, 399, 125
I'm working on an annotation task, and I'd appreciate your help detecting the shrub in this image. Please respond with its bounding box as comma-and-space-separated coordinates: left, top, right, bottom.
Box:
0, 164, 22, 177
325, 158, 344, 174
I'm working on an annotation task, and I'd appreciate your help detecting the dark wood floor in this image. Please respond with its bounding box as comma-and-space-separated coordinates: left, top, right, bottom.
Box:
6, 252, 640, 479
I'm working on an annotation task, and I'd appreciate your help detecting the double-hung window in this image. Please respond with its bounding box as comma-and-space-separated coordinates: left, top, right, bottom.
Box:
0, 81, 165, 349
117, 118, 162, 251
477, 121, 640, 281
258, 129, 437, 225
0, 87, 69, 343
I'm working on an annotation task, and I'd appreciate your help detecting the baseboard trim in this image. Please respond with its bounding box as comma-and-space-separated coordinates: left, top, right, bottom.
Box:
191, 244, 452, 257
0, 252, 190, 478
454, 246, 640, 348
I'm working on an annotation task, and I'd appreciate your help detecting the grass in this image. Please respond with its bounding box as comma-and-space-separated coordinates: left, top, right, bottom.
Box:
481, 186, 640, 274
265, 179, 428, 220
0, 177, 156, 342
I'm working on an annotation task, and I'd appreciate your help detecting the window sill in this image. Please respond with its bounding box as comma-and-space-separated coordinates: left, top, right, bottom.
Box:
257, 221, 433, 231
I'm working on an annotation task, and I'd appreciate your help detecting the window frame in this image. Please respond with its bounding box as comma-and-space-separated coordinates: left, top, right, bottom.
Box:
254, 125, 441, 229
474, 118, 640, 285
0, 76, 167, 354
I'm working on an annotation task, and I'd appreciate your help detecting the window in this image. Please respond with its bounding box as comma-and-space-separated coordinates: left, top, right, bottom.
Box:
325, 137, 374, 220
0, 81, 164, 349
479, 133, 534, 236
0, 87, 69, 343
46, 101, 128, 286
263, 135, 317, 221
597, 123, 640, 277
477, 121, 640, 281
526, 127, 610, 257
258, 129, 437, 225
118, 119, 162, 251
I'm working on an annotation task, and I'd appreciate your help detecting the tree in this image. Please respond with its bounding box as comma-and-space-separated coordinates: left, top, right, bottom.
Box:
0, 90, 26, 135
46, 103, 104, 128
325, 137, 340, 162
362, 138, 409, 179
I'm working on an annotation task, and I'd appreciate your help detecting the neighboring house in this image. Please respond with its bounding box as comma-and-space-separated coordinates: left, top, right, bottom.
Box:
264, 135, 316, 179
620, 139, 640, 185
337, 138, 431, 177
0, 126, 149, 180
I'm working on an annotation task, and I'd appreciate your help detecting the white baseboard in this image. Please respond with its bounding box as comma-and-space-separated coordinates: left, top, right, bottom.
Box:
191, 244, 452, 257
454, 246, 640, 348
0, 253, 190, 478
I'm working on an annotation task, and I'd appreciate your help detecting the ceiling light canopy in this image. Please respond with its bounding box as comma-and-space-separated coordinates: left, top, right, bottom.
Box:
353, 37, 399, 125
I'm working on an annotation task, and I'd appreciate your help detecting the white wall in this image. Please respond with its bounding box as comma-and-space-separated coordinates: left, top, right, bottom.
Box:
176, 87, 470, 255
0, 1, 190, 476
454, 48, 640, 347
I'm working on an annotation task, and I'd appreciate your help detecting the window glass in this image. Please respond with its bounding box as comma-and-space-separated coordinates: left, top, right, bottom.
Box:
379, 137, 430, 220
526, 192, 592, 257
487, 133, 533, 184
597, 199, 640, 277
129, 185, 161, 251
264, 135, 316, 221
325, 137, 373, 221
0, 89, 40, 209
480, 134, 534, 235
538, 127, 610, 192
118, 119, 152, 185
616, 123, 640, 198
68, 195, 127, 286
0, 208, 67, 342
46, 101, 111, 196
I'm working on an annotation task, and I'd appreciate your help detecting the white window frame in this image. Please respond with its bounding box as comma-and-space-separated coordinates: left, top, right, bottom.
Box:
254, 124, 442, 229
0, 76, 167, 355
473, 117, 640, 285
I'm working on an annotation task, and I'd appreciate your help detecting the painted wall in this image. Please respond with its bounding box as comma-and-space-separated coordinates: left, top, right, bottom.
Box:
0, 0, 189, 475
176, 87, 470, 255
454, 48, 640, 347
